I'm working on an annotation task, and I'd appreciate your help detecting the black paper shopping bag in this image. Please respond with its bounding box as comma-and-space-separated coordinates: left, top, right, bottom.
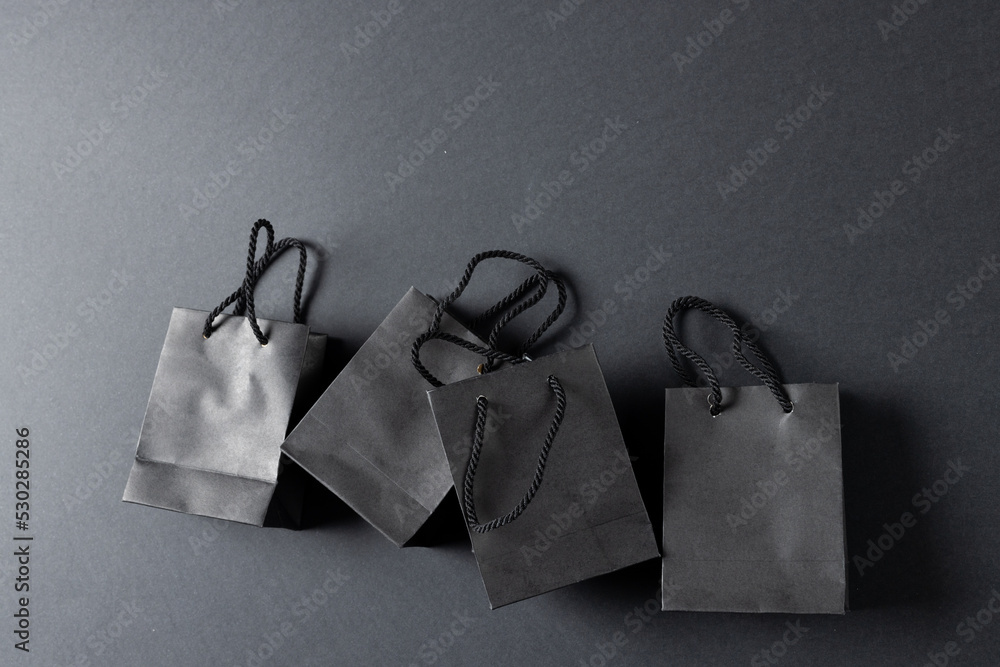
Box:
281, 251, 563, 545
123, 220, 325, 526
660, 296, 846, 614
422, 254, 659, 609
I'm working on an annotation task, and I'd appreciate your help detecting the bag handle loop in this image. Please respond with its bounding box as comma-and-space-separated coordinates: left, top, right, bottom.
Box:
202, 219, 308, 346
662, 296, 792, 416
463, 374, 567, 533
411, 250, 566, 387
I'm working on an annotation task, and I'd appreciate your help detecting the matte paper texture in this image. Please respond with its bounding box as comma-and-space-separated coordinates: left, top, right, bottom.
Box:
661, 383, 846, 614
281, 287, 487, 546
429, 344, 659, 608
123, 307, 315, 526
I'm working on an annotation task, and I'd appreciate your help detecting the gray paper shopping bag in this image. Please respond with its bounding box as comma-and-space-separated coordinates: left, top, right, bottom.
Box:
281, 251, 565, 545
660, 296, 846, 614
123, 220, 325, 526
419, 252, 658, 608
428, 345, 660, 609
280, 287, 486, 545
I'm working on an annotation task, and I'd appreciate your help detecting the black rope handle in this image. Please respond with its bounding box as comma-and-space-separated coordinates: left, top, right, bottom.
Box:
203, 219, 277, 339
202, 219, 307, 346
467, 269, 567, 374
203, 220, 277, 338
428, 250, 549, 335
202, 241, 283, 336
521, 271, 567, 353
411, 274, 561, 386
411, 330, 528, 388
484, 270, 567, 365
411, 251, 566, 387
467, 273, 542, 332
662, 296, 793, 416
463, 374, 567, 533
242, 225, 307, 346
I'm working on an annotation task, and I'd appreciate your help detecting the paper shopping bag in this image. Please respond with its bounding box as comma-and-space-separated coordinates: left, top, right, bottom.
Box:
280, 287, 489, 545
281, 250, 565, 545
660, 296, 846, 613
123, 220, 325, 527
428, 345, 660, 608
419, 251, 657, 608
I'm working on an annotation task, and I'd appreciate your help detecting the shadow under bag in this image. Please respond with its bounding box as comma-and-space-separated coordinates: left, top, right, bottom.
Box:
660, 296, 846, 614
123, 220, 325, 526
422, 251, 660, 609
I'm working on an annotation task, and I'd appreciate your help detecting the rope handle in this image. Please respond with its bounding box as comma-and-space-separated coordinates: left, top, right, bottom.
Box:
411, 251, 566, 387
487, 270, 567, 363
202, 238, 296, 333
662, 296, 793, 416
202, 219, 308, 346
430, 250, 550, 348
410, 330, 527, 388
472, 269, 566, 374
463, 374, 567, 533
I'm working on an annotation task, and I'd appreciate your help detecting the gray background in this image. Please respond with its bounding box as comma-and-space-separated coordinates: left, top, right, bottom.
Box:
1, 0, 998, 665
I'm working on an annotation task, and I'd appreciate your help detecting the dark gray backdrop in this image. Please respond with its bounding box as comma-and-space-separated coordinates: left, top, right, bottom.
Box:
2, 1, 998, 665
